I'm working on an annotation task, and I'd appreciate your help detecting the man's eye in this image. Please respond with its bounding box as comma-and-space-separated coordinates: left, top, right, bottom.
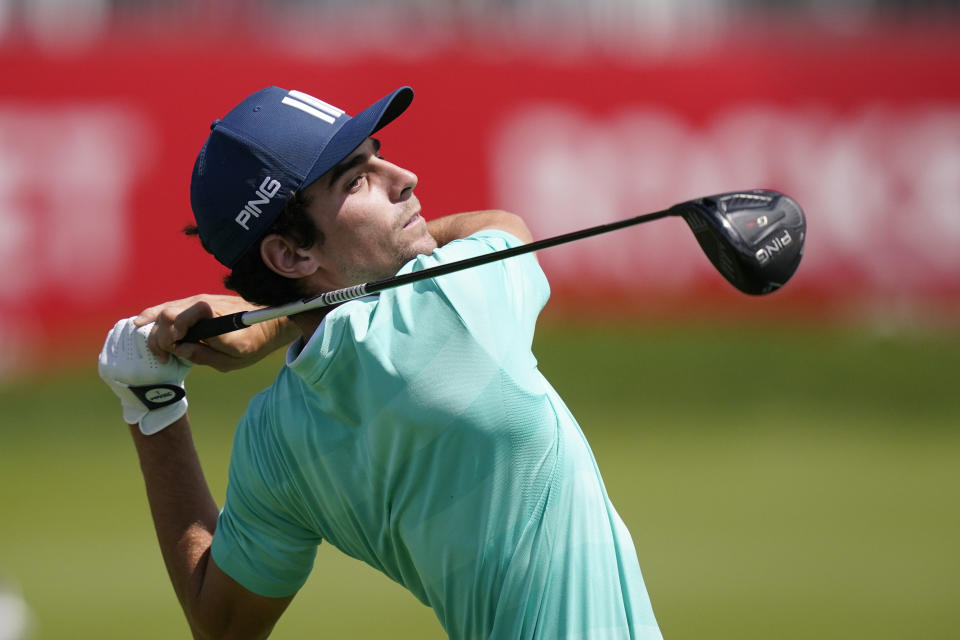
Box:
348, 175, 365, 191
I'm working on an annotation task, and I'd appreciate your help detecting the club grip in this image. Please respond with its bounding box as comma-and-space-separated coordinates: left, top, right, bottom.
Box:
181, 312, 248, 343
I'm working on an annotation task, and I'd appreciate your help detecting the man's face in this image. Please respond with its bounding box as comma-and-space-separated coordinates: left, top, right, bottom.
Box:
301, 137, 437, 288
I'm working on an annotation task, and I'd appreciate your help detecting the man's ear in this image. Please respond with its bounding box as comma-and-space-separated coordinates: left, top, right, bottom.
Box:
260, 234, 321, 279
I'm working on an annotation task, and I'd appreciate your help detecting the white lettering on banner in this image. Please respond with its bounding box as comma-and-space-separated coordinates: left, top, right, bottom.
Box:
491, 105, 960, 298
0, 106, 147, 302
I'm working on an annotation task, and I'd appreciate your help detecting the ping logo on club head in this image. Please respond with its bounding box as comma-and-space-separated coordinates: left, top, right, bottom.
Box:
755, 230, 793, 265
145, 388, 177, 404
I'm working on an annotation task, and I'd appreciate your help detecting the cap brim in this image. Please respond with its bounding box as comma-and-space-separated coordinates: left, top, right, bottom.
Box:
302, 86, 413, 188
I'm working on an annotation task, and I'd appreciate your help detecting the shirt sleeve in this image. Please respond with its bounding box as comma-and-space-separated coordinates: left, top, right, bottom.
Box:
401, 229, 550, 357
210, 397, 322, 598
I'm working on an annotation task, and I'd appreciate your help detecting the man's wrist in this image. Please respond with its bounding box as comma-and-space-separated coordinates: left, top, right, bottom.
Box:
106, 378, 188, 435
272, 317, 302, 346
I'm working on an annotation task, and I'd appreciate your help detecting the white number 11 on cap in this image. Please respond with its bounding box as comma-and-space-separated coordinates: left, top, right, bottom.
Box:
281, 90, 345, 124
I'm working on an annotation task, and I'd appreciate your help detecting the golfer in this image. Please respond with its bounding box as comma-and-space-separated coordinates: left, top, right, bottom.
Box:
99, 85, 663, 639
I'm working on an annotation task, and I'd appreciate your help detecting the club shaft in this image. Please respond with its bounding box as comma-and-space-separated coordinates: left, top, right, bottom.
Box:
183, 208, 672, 341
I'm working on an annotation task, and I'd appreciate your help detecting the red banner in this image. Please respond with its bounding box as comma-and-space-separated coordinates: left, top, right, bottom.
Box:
1, 34, 958, 368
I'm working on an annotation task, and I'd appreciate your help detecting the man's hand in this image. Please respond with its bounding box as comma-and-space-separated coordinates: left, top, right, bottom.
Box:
135, 294, 300, 372
99, 318, 192, 435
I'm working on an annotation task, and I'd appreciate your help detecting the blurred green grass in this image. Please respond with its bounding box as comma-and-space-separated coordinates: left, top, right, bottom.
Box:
1, 320, 958, 639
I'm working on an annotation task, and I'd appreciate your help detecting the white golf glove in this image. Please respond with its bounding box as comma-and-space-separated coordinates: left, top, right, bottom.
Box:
98, 317, 192, 435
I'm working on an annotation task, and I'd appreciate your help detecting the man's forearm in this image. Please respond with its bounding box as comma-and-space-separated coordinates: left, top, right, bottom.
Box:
427, 210, 533, 246
130, 416, 219, 633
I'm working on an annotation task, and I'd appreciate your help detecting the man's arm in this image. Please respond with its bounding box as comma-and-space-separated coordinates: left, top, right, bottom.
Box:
428, 210, 533, 246
130, 416, 293, 639
100, 319, 293, 638
135, 294, 301, 372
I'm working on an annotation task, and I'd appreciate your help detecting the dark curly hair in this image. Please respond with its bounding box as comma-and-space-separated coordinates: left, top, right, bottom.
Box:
184, 190, 324, 307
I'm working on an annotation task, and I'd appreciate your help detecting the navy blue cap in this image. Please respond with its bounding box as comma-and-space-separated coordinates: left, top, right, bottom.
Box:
190, 86, 414, 267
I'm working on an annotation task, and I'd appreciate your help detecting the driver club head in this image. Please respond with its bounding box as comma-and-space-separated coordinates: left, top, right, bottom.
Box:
670, 190, 806, 295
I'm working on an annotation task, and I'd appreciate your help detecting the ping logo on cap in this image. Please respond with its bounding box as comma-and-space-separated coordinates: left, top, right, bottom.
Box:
281, 90, 345, 124
235, 176, 282, 231
232, 92, 344, 233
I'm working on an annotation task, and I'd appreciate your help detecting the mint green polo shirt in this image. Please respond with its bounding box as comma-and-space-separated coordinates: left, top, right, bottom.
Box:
211, 230, 662, 639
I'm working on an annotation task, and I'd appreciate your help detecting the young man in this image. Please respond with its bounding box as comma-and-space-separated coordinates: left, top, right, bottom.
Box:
99, 85, 663, 639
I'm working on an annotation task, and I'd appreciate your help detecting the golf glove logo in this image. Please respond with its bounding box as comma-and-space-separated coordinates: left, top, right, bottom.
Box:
98, 318, 192, 435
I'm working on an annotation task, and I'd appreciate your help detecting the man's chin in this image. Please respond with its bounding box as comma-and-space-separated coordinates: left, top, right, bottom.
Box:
421, 235, 439, 255
408, 231, 438, 257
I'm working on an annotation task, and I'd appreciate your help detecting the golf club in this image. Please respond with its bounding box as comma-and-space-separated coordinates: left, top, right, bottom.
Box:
183, 189, 806, 342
